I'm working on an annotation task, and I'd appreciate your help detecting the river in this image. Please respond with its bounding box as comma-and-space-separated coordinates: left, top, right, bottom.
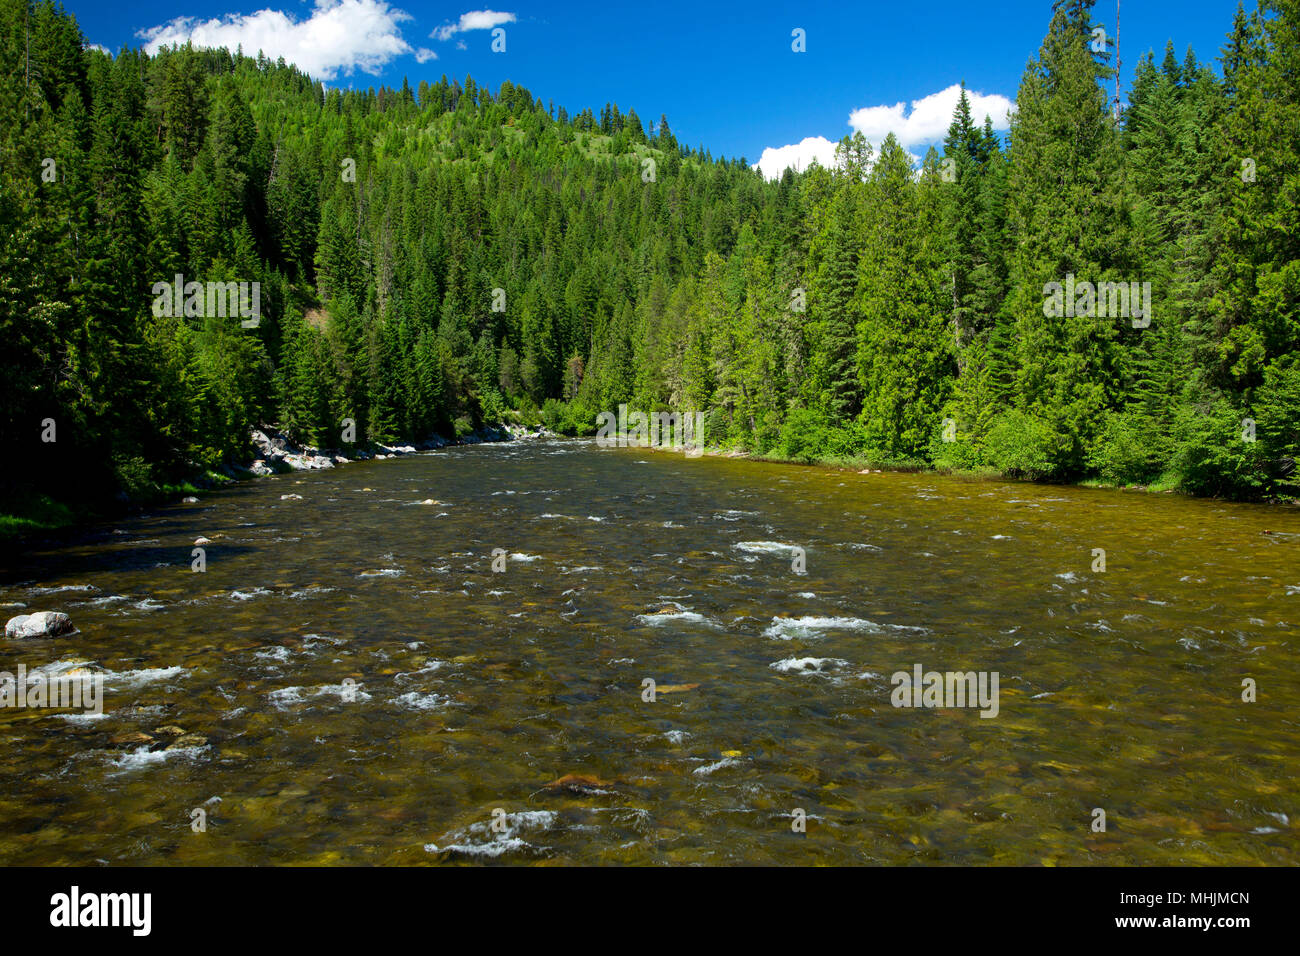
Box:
1, 438, 1296, 864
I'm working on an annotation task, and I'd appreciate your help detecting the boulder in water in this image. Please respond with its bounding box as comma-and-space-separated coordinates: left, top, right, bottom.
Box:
543, 773, 616, 795
5, 611, 75, 639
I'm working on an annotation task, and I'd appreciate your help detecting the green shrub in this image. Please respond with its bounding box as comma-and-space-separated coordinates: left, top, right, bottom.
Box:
111, 454, 158, 499
823, 421, 869, 460
539, 398, 567, 433
984, 410, 1057, 480
1174, 400, 1268, 499
1089, 411, 1164, 485
0, 495, 77, 540
751, 410, 783, 455
778, 408, 828, 463
564, 399, 598, 436
931, 435, 985, 471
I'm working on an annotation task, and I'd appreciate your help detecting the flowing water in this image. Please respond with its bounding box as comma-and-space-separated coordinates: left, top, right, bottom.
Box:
1, 438, 1296, 865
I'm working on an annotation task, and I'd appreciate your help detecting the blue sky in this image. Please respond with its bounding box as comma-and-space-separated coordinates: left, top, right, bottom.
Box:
71, 0, 1251, 175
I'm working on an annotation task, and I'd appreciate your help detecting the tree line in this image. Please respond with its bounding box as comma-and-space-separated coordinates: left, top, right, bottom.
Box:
1, 0, 1296, 527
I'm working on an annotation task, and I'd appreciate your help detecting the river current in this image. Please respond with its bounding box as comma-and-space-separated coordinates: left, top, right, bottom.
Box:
1, 438, 1296, 864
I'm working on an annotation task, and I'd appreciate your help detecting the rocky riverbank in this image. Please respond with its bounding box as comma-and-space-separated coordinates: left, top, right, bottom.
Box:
2, 421, 559, 633
242, 422, 554, 476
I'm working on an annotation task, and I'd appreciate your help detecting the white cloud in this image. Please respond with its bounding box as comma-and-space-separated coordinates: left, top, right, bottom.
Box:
753, 136, 838, 181
137, 0, 416, 81
86, 43, 110, 55
415, 47, 438, 63
754, 84, 1015, 181
433, 10, 516, 41
848, 85, 1013, 147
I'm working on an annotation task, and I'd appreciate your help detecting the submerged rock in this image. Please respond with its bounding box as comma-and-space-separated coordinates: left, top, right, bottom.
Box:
543, 773, 617, 795
110, 732, 154, 746
654, 683, 700, 694
5, 611, 74, 639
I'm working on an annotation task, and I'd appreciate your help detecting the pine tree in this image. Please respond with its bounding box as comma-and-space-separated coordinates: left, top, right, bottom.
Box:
807, 194, 861, 421
1004, 0, 1129, 478
857, 139, 954, 458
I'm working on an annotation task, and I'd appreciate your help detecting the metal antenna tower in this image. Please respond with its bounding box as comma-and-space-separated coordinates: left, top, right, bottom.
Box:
1114, 0, 1122, 120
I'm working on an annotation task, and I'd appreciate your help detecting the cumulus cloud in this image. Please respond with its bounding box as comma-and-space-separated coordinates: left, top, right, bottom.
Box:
755, 84, 1015, 180
415, 47, 438, 63
848, 85, 1014, 146
85, 43, 110, 55
137, 0, 416, 81
432, 10, 516, 41
752, 136, 838, 181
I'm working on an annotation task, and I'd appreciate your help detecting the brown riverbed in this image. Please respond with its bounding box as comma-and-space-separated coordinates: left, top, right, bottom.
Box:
0, 437, 1296, 864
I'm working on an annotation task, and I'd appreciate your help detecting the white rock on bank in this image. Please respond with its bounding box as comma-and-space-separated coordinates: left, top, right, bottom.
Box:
281, 453, 333, 470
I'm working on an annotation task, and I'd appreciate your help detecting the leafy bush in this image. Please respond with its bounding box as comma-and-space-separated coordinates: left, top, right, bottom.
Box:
984, 410, 1057, 480
778, 408, 828, 463
1174, 400, 1268, 499
928, 411, 986, 471
539, 399, 567, 434
111, 454, 157, 500
1089, 411, 1164, 485
823, 422, 870, 460
931, 435, 985, 471
750, 410, 783, 455
0, 494, 77, 540
565, 399, 599, 436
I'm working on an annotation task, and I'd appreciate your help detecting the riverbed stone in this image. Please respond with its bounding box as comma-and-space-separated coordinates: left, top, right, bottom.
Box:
5, 611, 74, 639
110, 732, 154, 746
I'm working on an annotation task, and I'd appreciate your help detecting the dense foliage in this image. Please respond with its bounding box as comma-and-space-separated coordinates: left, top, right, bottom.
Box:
2, 0, 1297, 518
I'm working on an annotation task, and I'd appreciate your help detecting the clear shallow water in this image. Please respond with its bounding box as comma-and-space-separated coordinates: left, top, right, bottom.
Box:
0, 438, 1296, 864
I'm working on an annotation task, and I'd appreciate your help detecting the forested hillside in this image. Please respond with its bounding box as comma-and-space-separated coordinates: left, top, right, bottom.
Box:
2, 0, 1297, 526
